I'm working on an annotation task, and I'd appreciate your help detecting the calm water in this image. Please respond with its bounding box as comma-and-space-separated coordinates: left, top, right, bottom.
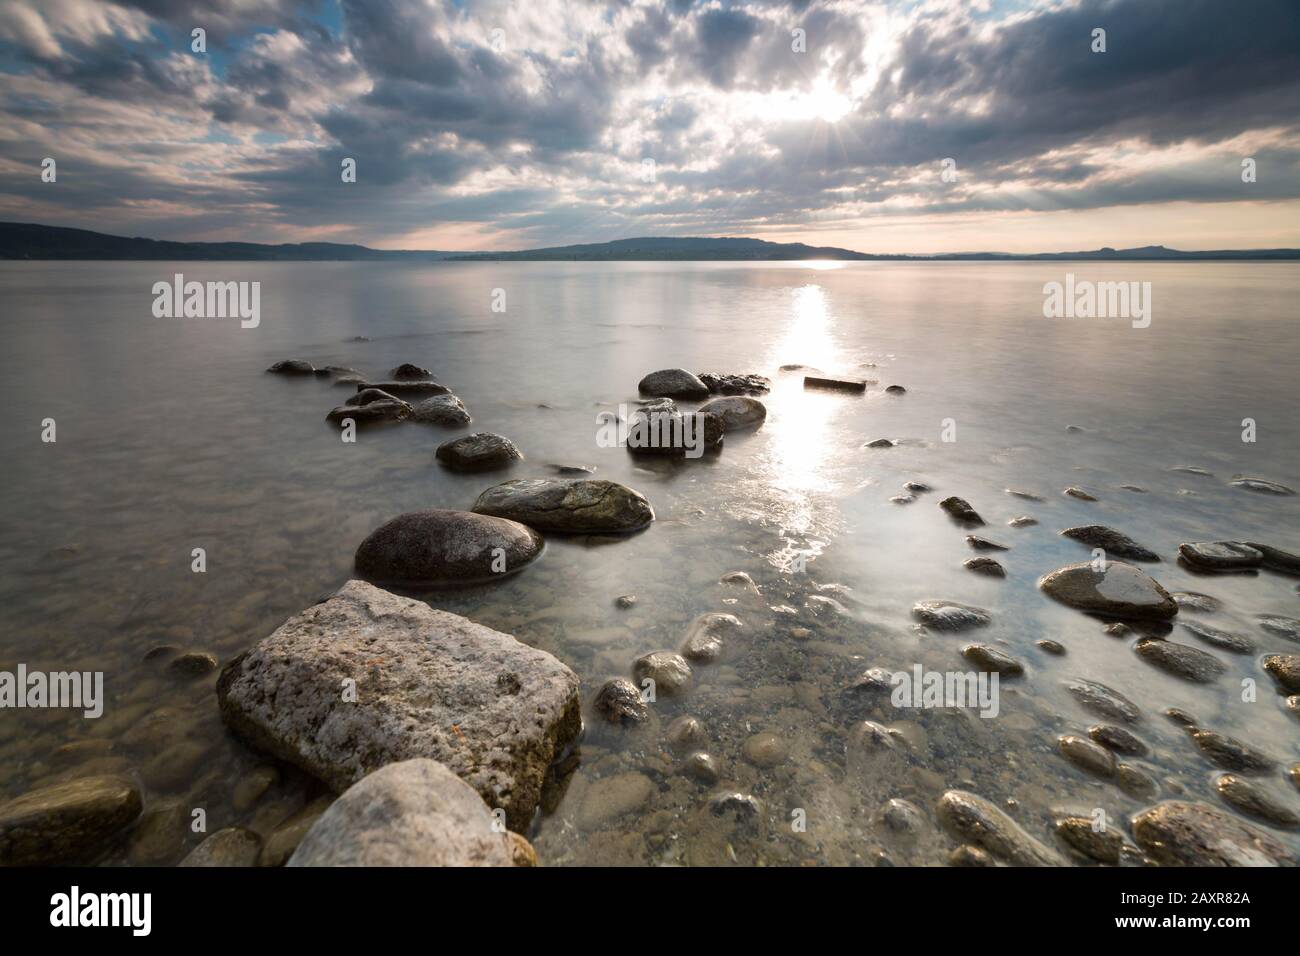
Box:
2, 260, 1298, 865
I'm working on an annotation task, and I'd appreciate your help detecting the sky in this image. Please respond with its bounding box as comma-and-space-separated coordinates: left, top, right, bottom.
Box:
0, 0, 1297, 253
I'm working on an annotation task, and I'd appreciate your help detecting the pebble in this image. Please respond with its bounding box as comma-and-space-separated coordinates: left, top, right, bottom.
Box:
935, 790, 1061, 865
1262, 654, 1300, 693
1063, 487, 1098, 501
939, 496, 985, 526
961, 643, 1023, 676
966, 536, 1008, 551
948, 844, 996, 866
1170, 590, 1221, 613
632, 652, 693, 695
963, 556, 1006, 578
577, 773, 654, 829
665, 716, 707, 752
1189, 729, 1274, 774
1088, 724, 1147, 756
1057, 735, 1117, 778
1214, 774, 1299, 828
168, 650, 218, 677
1258, 615, 1300, 643
1133, 638, 1227, 682
742, 733, 789, 768
1055, 816, 1123, 864
1035, 639, 1065, 655
1178, 620, 1254, 654
180, 827, 263, 867
1230, 477, 1295, 495
911, 601, 991, 631
681, 752, 719, 784
1063, 678, 1140, 723
1060, 525, 1160, 562
1008, 515, 1038, 527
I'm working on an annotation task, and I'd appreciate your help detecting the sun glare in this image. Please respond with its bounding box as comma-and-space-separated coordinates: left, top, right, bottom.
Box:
766, 79, 853, 123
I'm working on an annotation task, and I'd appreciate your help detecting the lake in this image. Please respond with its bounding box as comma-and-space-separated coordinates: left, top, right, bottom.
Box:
1, 259, 1297, 865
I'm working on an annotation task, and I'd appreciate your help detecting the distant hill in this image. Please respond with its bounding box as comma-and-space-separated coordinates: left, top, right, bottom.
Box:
2, 221, 1297, 262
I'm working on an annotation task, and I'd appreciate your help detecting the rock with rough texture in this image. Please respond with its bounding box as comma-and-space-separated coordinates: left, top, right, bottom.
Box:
624, 407, 725, 458
911, 601, 991, 631
935, 790, 1061, 866
698, 372, 771, 395
1088, 724, 1147, 756
216, 580, 581, 832
1263, 654, 1300, 693
0, 776, 142, 865
1038, 561, 1177, 620
632, 651, 693, 695
966, 536, 1008, 551
638, 368, 709, 399
1063, 678, 1140, 723
354, 510, 543, 587
356, 380, 450, 398
1063, 486, 1098, 501
1214, 774, 1299, 829
1055, 816, 1124, 864
267, 359, 315, 374
948, 845, 996, 867
1060, 526, 1160, 562
1131, 801, 1293, 866
289, 759, 529, 866
1179, 620, 1254, 654
326, 400, 410, 426
1189, 729, 1274, 774
963, 556, 1006, 578
1008, 515, 1038, 527
180, 827, 263, 867
411, 394, 472, 425
592, 678, 648, 725
1231, 477, 1295, 496
1057, 735, 1117, 778
390, 363, 432, 380
680, 612, 742, 663
1258, 615, 1300, 643
1243, 542, 1300, 573
435, 433, 522, 472
698, 396, 766, 430
939, 496, 984, 526
1134, 639, 1226, 682
1171, 590, 1221, 613
1178, 541, 1262, 571
472, 478, 653, 533
961, 643, 1023, 675
347, 387, 410, 408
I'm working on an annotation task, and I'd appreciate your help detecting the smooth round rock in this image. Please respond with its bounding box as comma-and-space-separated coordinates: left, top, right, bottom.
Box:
1088, 724, 1147, 756
911, 601, 991, 631
354, 509, 543, 588
741, 733, 788, 769
1063, 678, 1141, 723
665, 715, 707, 751
1214, 774, 1299, 828
1038, 561, 1177, 620
1258, 615, 1300, 643
638, 368, 709, 399
1179, 620, 1254, 654
435, 433, 522, 472
698, 396, 766, 430
1178, 541, 1262, 571
390, 363, 432, 380
939, 496, 984, 525
1231, 477, 1295, 495
326, 400, 409, 426
0, 776, 142, 865
411, 394, 471, 425
473, 478, 653, 533
680, 612, 742, 663
180, 827, 263, 867
1190, 729, 1274, 774
963, 556, 1006, 578
632, 652, 692, 696
961, 643, 1023, 676
1057, 735, 1117, 778
1134, 639, 1226, 682
935, 790, 1061, 866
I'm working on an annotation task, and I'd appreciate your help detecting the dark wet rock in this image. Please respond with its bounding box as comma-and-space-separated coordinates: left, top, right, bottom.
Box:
390, 363, 432, 380
884, 385, 907, 394
326, 400, 410, 426
963, 557, 1006, 578
1131, 801, 1293, 866
356, 380, 450, 397
180, 827, 262, 867
1171, 465, 1215, 478
216, 581, 580, 833
267, 359, 315, 374
865, 438, 895, 448
1060, 525, 1159, 562
665, 715, 707, 752
632, 651, 693, 696
1134, 638, 1226, 683
593, 678, 649, 725
1038, 561, 1177, 620
680, 751, 719, 784
1008, 515, 1038, 527
911, 601, 991, 631
1263, 655, 1300, 693
169, 650, 218, 677
615, 594, 636, 609
1214, 774, 1299, 829
1063, 678, 1140, 723
1171, 590, 1220, 613
709, 792, 762, 823
680, 612, 742, 663
1178, 541, 1262, 571
1055, 816, 1123, 864
1164, 707, 1199, 727
1119, 484, 1147, 493
804, 375, 866, 393
1243, 542, 1300, 574
638, 368, 709, 399
624, 407, 725, 458
1258, 615, 1300, 643
1116, 763, 1159, 800
1057, 735, 1117, 778
1065, 424, 1087, 433
1005, 488, 1044, 501
965, 536, 1008, 552
948, 844, 996, 867
232, 766, 279, 811
1179, 620, 1254, 654
846, 667, 896, 695
904, 481, 932, 493
961, 643, 1023, 676
720, 570, 760, 591
259, 797, 334, 866
473, 478, 653, 534
436, 433, 522, 472
1231, 477, 1295, 495
354, 510, 543, 587
1088, 725, 1147, 756
939, 496, 984, 526
126, 802, 186, 864
698, 372, 771, 395
1190, 729, 1275, 774
319, 365, 362, 378
0, 776, 142, 865
696, 395, 766, 430
411, 394, 472, 425
880, 797, 924, 835
741, 733, 789, 768
1063, 486, 1098, 501
935, 790, 1061, 866
347, 387, 411, 408
549, 463, 595, 475
289, 759, 526, 866
1036, 639, 1066, 655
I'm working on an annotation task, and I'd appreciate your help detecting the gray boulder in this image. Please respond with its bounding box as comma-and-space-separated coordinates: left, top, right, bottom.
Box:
1178, 541, 1263, 571
267, 359, 315, 374
472, 478, 653, 533
326, 400, 410, 426
289, 759, 529, 866
436, 433, 522, 471
638, 368, 709, 399
697, 396, 766, 430
354, 509, 543, 587
411, 394, 471, 425
1131, 801, 1293, 865
216, 580, 581, 832
356, 380, 450, 398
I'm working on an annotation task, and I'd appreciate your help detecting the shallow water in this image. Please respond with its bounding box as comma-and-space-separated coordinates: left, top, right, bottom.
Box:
1, 259, 1297, 865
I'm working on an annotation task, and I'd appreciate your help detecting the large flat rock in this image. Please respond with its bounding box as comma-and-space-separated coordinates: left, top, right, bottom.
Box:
472, 478, 653, 533
217, 580, 581, 832
1038, 560, 1177, 620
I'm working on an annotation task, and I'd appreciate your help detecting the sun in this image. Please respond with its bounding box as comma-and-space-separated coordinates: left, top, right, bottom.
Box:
767, 79, 853, 123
